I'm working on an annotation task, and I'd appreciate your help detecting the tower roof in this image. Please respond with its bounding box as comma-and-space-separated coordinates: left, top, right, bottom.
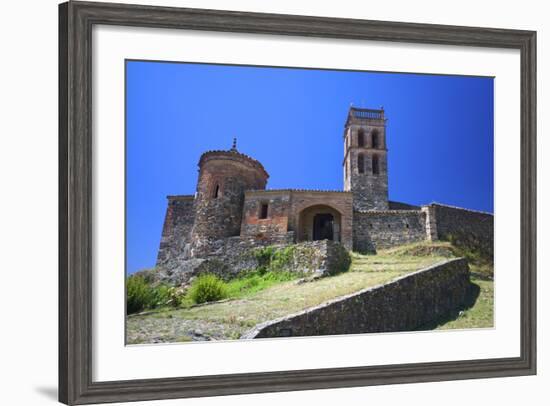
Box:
198, 147, 269, 179
345, 106, 385, 127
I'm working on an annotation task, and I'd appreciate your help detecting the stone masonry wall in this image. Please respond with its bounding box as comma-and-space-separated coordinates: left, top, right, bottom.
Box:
154, 238, 350, 286
190, 154, 268, 257
430, 203, 494, 257
288, 190, 354, 250
343, 110, 389, 212
285, 240, 351, 277
154, 232, 295, 285
242, 257, 470, 339
348, 149, 389, 211
241, 191, 291, 239
156, 195, 195, 267
353, 210, 427, 253
241, 190, 355, 250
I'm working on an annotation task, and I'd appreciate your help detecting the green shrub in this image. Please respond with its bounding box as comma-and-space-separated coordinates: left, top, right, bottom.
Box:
188, 274, 228, 304
253, 246, 276, 273
270, 245, 295, 272
126, 275, 154, 314
127, 276, 187, 314
253, 245, 296, 274
150, 284, 186, 308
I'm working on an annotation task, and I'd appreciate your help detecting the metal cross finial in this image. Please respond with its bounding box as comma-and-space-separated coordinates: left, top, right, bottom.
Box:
231, 137, 237, 151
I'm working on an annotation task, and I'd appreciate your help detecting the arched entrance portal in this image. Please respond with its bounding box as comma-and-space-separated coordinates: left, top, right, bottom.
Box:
298, 205, 341, 243
313, 213, 334, 241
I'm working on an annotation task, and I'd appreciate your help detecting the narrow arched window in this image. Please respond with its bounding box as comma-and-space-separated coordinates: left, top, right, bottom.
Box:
212, 184, 220, 199
358, 154, 365, 174
372, 154, 380, 175
371, 130, 380, 149
358, 129, 365, 147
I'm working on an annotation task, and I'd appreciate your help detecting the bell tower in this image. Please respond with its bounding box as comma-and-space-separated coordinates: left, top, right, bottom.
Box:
343, 106, 389, 211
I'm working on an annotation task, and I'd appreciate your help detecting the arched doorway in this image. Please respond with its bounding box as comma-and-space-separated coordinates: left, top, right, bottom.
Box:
298, 205, 341, 243
313, 213, 334, 241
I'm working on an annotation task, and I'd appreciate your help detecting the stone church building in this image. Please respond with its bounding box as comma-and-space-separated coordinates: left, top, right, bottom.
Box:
156, 107, 493, 272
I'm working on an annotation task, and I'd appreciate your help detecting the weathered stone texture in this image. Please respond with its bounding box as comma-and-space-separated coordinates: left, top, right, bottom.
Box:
190, 150, 268, 257
347, 149, 389, 211
286, 240, 351, 277
154, 239, 350, 285
156, 195, 195, 267
288, 190, 353, 250
154, 233, 294, 285
353, 210, 427, 253
241, 191, 291, 239
242, 257, 471, 339
430, 203, 494, 257
343, 108, 389, 211
239, 189, 354, 250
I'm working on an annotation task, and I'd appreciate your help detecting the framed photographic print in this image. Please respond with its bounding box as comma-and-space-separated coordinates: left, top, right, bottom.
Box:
59, 1, 536, 404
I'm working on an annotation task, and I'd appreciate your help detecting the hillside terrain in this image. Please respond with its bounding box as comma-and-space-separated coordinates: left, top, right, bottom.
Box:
127, 241, 493, 344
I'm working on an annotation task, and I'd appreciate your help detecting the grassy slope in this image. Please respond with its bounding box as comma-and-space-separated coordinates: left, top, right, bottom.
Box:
127, 242, 463, 344
437, 278, 493, 330
431, 257, 494, 330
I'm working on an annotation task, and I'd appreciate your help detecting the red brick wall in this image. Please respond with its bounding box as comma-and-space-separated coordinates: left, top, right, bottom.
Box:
240, 190, 353, 250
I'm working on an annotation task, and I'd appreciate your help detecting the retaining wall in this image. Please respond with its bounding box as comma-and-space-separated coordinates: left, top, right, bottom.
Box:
430, 203, 494, 257
242, 257, 470, 338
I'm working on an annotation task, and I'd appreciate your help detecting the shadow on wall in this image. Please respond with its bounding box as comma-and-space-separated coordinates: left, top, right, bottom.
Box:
242, 257, 471, 339
415, 282, 481, 330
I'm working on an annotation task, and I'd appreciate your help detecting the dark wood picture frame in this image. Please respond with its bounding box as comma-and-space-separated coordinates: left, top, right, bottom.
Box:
59, 1, 537, 404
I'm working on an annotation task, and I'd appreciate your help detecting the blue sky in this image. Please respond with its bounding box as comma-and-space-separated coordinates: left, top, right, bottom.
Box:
126, 60, 494, 275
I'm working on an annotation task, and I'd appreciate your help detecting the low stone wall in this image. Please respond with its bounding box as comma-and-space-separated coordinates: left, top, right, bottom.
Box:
353, 210, 427, 253
154, 238, 350, 285
155, 232, 293, 285
242, 257, 470, 339
283, 240, 351, 277
430, 203, 494, 258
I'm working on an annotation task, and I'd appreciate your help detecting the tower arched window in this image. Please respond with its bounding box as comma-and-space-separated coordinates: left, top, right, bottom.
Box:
372, 154, 380, 175
212, 184, 220, 199
371, 130, 380, 149
358, 154, 365, 174
358, 129, 365, 147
